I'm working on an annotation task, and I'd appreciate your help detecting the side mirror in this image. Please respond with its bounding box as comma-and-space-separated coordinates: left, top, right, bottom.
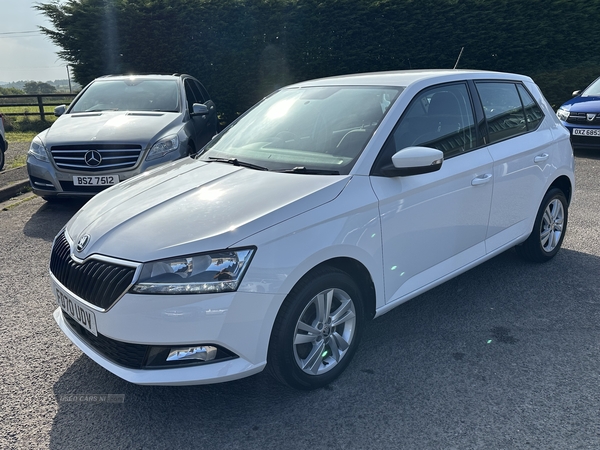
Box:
572, 90, 581, 97
381, 146, 444, 177
191, 103, 209, 116
54, 105, 66, 117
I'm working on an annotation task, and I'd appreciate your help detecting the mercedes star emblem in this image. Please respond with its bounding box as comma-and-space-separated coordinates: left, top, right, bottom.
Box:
84, 150, 102, 166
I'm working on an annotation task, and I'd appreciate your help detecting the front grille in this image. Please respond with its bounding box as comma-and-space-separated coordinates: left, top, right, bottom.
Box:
566, 112, 600, 125
50, 144, 143, 172
63, 312, 149, 369
50, 231, 136, 310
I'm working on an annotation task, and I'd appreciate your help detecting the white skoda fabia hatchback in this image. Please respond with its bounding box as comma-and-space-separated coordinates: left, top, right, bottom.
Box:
51, 70, 574, 390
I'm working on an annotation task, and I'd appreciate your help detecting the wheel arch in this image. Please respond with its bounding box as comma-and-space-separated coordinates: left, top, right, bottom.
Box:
291, 257, 377, 320
548, 175, 573, 205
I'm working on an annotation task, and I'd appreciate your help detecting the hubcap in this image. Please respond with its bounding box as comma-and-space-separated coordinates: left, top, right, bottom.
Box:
293, 288, 356, 375
540, 198, 564, 253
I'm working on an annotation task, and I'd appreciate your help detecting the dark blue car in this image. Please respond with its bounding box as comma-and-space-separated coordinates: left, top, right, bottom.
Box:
556, 76, 600, 151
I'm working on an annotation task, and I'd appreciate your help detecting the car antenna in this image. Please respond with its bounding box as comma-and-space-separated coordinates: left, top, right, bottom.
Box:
453, 47, 464, 69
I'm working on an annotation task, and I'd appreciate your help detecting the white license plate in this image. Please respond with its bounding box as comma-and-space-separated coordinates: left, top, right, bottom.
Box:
53, 281, 98, 336
573, 128, 600, 137
73, 175, 119, 186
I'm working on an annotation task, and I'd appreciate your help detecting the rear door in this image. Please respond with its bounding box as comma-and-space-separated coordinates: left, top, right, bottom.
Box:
473, 81, 551, 253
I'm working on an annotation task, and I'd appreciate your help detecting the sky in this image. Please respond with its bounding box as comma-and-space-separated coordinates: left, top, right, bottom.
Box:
0, 0, 69, 83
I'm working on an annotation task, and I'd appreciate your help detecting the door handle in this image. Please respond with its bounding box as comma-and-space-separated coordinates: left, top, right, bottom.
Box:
471, 173, 492, 186
534, 153, 549, 163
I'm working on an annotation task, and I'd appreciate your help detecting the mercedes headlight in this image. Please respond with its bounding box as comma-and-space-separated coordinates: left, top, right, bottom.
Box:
28, 136, 49, 162
146, 134, 179, 161
131, 248, 255, 294
556, 108, 569, 122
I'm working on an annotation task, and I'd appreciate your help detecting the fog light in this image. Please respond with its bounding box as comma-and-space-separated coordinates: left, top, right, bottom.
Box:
166, 346, 217, 362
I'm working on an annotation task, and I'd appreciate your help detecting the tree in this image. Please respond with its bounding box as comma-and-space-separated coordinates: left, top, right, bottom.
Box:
0, 86, 24, 95
23, 81, 57, 95
36, 0, 600, 121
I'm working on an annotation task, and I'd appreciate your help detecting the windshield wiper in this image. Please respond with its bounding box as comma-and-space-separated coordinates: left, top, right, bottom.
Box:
206, 157, 269, 171
279, 166, 340, 175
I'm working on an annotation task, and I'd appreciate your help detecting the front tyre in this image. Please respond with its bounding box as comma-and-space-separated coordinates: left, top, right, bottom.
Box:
516, 188, 568, 262
267, 268, 365, 390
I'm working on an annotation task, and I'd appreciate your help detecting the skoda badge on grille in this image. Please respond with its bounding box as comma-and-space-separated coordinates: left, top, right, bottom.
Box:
76, 234, 91, 252
84, 150, 102, 166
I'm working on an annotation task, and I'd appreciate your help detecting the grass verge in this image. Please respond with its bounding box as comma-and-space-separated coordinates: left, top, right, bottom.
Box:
5, 155, 27, 170
6, 131, 37, 143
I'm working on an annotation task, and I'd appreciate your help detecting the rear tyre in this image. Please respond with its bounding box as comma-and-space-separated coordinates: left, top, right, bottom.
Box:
267, 267, 364, 390
516, 188, 568, 263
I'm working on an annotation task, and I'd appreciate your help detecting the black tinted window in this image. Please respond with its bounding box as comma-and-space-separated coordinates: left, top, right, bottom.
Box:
476, 82, 527, 144
517, 84, 544, 130
382, 83, 476, 160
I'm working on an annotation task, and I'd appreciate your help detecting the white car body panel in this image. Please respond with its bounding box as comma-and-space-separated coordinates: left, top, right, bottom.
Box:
67, 159, 350, 262
54, 308, 266, 385
371, 148, 494, 303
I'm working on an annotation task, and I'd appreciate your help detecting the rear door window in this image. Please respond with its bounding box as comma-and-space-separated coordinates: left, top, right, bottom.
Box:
475, 82, 531, 144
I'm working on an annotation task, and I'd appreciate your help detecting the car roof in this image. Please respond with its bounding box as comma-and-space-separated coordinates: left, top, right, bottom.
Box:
94, 74, 189, 82
288, 69, 534, 88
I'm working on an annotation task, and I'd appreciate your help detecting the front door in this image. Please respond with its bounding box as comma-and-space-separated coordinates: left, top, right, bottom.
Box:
370, 82, 494, 303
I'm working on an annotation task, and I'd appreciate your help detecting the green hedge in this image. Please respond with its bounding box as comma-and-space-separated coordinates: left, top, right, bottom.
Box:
38, 0, 600, 122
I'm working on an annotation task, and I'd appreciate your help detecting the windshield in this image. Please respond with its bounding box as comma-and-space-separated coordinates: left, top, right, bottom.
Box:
199, 86, 401, 174
70, 79, 180, 113
582, 77, 600, 97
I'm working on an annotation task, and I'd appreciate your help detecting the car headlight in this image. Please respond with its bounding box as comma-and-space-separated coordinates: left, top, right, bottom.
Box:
131, 248, 256, 294
28, 136, 49, 162
556, 108, 569, 122
146, 134, 179, 161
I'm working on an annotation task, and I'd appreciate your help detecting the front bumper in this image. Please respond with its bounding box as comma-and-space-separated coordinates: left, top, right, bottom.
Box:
27, 150, 185, 198
53, 288, 284, 385
562, 123, 600, 151
27, 156, 148, 198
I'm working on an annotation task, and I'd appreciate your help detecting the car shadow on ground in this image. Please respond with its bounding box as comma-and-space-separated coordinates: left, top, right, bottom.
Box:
47, 247, 600, 449
23, 199, 88, 242
574, 148, 600, 160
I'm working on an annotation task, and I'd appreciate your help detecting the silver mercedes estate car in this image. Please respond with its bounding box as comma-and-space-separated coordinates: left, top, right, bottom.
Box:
27, 74, 218, 200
